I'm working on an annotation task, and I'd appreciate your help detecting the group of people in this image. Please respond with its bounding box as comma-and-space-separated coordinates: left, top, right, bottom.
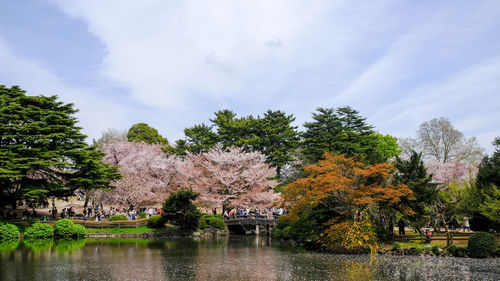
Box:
81, 205, 162, 221
223, 207, 287, 219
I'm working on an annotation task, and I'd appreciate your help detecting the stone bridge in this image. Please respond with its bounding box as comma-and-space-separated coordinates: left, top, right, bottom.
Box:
224, 215, 278, 235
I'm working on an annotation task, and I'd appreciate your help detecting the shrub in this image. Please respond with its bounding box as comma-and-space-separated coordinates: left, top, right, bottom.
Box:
148, 215, 167, 228
110, 214, 128, 221
320, 220, 378, 254
199, 214, 226, 230
53, 219, 86, 239
0, 222, 20, 240
431, 245, 440, 255
467, 232, 496, 258
24, 223, 54, 239
281, 226, 292, 239
72, 224, 86, 238
415, 245, 425, 253
138, 211, 147, 219
162, 189, 201, 232
392, 243, 402, 250
446, 244, 467, 257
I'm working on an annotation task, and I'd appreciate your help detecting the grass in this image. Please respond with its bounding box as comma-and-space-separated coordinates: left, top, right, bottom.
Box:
85, 225, 177, 235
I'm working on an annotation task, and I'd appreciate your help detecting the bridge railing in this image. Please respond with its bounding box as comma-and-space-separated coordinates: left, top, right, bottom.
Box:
223, 214, 280, 221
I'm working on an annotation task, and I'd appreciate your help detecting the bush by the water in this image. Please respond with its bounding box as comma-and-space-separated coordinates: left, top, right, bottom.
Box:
109, 214, 128, 221
139, 211, 147, 219
320, 220, 378, 253
162, 189, 201, 232
148, 215, 167, 228
0, 222, 20, 240
199, 214, 226, 230
24, 223, 54, 239
467, 232, 497, 258
53, 219, 86, 239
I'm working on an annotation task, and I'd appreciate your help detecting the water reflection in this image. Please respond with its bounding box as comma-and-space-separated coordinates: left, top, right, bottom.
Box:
0, 236, 499, 281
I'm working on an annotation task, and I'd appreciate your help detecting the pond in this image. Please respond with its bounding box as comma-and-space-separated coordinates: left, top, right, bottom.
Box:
0, 236, 499, 281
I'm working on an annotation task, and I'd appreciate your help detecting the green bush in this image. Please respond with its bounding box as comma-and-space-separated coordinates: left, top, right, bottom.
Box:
110, 214, 128, 221
431, 245, 440, 255
0, 222, 20, 240
467, 232, 496, 258
53, 219, 86, 239
148, 215, 167, 228
415, 245, 425, 253
281, 226, 292, 239
392, 243, 402, 250
72, 224, 86, 238
199, 214, 226, 230
446, 244, 467, 257
139, 211, 147, 219
24, 223, 54, 239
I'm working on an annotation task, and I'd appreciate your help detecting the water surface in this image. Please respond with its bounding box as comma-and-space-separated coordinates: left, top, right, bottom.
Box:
1, 236, 499, 281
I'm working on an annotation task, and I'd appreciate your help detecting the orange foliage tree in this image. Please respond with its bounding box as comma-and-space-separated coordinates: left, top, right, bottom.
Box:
279, 153, 414, 250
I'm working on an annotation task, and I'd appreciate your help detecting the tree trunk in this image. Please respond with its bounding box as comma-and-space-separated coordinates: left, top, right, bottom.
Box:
439, 212, 452, 247
83, 192, 91, 210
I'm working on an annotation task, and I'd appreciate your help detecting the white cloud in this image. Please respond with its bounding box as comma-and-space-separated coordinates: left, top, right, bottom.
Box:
0, 37, 131, 141
51, 0, 334, 109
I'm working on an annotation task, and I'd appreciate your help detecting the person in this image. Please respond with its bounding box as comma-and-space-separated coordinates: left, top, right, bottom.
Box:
398, 219, 406, 236
464, 217, 470, 232
423, 228, 433, 243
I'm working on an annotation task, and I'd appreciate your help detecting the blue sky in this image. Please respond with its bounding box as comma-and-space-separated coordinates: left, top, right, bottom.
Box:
1, 0, 499, 153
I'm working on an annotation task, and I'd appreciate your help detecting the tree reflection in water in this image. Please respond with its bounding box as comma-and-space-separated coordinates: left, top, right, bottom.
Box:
0, 237, 498, 281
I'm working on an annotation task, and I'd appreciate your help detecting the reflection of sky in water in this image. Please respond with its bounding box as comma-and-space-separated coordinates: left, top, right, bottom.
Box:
0, 237, 499, 281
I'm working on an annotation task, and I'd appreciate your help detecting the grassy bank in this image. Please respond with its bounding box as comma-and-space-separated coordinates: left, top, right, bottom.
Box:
85, 225, 178, 236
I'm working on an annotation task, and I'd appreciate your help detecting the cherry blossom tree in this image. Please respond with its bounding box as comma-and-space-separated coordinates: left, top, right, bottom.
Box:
96, 141, 180, 208
425, 161, 478, 185
177, 146, 279, 209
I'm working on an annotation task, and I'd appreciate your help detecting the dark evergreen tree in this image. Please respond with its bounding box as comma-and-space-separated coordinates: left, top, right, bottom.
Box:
393, 151, 438, 231
301, 106, 380, 163
0, 85, 121, 209
476, 137, 500, 189
254, 110, 299, 179
162, 189, 201, 232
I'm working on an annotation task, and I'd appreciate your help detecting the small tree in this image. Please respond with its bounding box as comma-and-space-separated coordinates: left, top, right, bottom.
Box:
162, 189, 201, 232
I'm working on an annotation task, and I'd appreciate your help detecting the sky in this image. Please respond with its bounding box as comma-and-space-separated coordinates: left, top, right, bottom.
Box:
1, 0, 499, 153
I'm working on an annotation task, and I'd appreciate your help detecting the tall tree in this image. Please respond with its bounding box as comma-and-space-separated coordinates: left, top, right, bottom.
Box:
127, 123, 169, 145
96, 141, 179, 208
0, 85, 118, 209
166, 123, 219, 155
69, 145, 122, 209
254, 110, 299, 179
279, 153, 414, 244
281, 153, 414, 222
476, 137, 500, 189
210, 109, 259, 149
393, 151, 438, 232
425, 161, 478, 184
399, 117, 484, 165
301, 107, 383, 164
177, 146, 278, 209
